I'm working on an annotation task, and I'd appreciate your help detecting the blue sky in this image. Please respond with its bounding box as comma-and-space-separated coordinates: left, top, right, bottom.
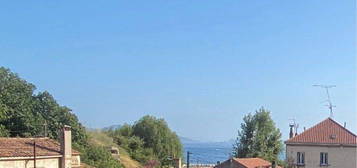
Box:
1, 1, 355, 141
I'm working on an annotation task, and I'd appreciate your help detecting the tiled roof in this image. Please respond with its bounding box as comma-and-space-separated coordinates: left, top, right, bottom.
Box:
215, 157, 281, 168
0, 137, 79, 158
285, 118, 357, 145
233, 158, 272, 168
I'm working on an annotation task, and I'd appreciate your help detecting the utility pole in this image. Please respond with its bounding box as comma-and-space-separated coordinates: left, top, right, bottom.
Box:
313, 85, 336, 118
43, 120, 48, 137
187, 151, 192, 168
33, 141, 36, 168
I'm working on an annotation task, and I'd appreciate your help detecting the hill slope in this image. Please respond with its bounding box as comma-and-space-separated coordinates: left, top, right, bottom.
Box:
87, 129, 142, 168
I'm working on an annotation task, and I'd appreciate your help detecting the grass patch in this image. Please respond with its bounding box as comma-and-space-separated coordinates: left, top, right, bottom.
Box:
86, 129, 142, 168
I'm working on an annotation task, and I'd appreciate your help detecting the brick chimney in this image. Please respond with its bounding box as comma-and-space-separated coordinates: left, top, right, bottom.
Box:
174, 158, 182, 168
289, 124, 294, 139
60, 125, 72, 168
272, 160, 276, 168
229, 157, 233, 168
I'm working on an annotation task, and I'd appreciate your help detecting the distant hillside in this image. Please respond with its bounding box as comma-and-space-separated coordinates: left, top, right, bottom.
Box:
180, 136, 234, 148
179, 136, 202, 144
102, 124, 122, 131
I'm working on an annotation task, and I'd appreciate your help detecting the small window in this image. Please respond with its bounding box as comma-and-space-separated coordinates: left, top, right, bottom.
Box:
297, 152, 305, 165
320, 152, 328, 165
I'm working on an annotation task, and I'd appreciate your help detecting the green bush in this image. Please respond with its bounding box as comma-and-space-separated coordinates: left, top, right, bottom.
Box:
80, 144, 123, 168
107, 115, 183, 167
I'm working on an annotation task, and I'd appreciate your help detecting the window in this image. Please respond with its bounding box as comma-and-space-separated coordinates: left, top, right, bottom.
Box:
297, 152, 305, 165
320, 152, 328, 166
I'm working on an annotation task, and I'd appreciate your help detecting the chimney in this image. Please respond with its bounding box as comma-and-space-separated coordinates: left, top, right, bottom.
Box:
229, 158, 233, 168
344, 122, 346, 128
174, 158, 182, 168
60, 125, 72, 168
289, 124, 294, 139
272, 161, 276, 168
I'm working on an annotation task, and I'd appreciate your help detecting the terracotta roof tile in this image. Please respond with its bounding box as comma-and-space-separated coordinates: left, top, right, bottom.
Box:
215, 157, 281, 168
285, 118, 357, 145
0, 137, 79, 158
234, 158, 272, 168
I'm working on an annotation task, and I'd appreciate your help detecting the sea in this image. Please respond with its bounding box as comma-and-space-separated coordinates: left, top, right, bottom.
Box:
183, 144, 232, 164
182, 143, 286, 164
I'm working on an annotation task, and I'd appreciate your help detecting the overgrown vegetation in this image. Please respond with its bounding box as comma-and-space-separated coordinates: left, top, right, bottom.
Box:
106, 116, 183, 167
233, 107, 284, 166
0, 67, 122, 168
87, 129, 142, 168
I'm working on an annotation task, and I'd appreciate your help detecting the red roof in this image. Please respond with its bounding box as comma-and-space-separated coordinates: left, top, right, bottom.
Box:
285, 118, 357, 145
215, 157, 282, 168
234, 158, 272, 168
0, 137, 79, 158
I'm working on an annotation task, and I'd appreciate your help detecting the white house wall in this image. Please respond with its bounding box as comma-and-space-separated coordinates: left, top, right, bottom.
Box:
0, 158, 60, 168
286, 145, 357, 168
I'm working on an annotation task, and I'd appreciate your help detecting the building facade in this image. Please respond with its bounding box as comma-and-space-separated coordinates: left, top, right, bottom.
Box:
285, 118, 357, 168
0, 126, 81, 168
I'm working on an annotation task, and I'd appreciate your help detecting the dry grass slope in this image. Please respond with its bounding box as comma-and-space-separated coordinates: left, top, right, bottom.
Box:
86, 129, 142, 168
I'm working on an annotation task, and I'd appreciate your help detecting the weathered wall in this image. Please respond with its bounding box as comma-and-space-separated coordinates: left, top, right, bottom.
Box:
61, 126, 72, 168
0, 155, 81, 168
286, 145, 357, 168
0, 158, 60, 168
71, 155, 81, 167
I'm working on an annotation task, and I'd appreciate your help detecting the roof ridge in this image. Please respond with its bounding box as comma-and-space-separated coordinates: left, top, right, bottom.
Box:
236, 157, 261, 160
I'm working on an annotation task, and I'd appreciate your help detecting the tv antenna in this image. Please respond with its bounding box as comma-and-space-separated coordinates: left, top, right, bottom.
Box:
313, 84, 336, 118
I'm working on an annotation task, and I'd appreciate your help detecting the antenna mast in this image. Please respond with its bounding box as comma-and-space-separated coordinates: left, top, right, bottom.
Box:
313, 84, 336, 118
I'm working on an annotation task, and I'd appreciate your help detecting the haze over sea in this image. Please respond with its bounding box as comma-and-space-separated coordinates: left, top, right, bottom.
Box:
181, 137, 232, 164
184, 145, 231, 164
181, 137, 285, 164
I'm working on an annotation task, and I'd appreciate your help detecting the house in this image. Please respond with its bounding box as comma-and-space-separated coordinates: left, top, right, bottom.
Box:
214, 157, 281, 168
285, 118, 357, 168
0, 125, 81, 168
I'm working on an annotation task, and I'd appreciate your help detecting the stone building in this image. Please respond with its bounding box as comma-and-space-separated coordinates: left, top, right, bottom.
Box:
0, 125, 81, 168
285, 118, 357, 168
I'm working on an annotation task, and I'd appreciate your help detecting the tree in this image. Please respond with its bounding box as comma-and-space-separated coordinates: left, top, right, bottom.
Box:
0, 67, 87, 141
108, 115, 183, 166
0, 67, 122, 168
132, 115, 183, 164
0, 67, 38, 137
233, 107, 283, 163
